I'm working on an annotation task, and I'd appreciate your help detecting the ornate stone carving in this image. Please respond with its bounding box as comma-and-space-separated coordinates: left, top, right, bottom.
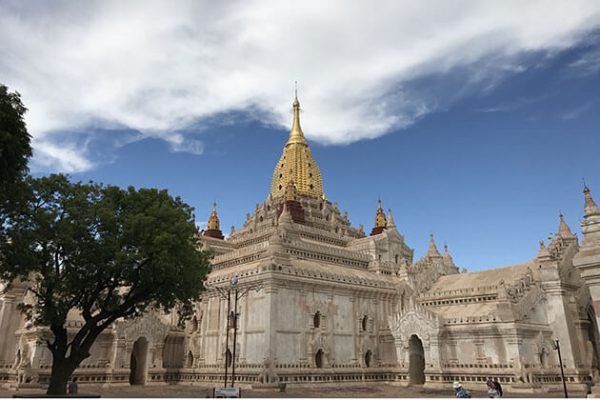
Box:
115, 312, 171, 345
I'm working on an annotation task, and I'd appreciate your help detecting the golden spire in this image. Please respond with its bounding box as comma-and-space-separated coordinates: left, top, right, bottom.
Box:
375, 197, 387, 228
207, 201, 220, 231
270, 88, 324, 198
287, 82, 306, 146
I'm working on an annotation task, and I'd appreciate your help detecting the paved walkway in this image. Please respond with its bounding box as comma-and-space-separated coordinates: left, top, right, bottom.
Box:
0, 383, 584, 398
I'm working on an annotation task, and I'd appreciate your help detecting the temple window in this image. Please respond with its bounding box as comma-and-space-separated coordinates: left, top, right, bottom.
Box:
315, 349, 323, 368
365, 350, 372, 367
314, 311, 321, 328
361, 315, 368, 331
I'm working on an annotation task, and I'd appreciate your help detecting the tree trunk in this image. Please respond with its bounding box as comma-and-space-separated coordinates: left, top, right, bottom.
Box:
46, 357, 77, 395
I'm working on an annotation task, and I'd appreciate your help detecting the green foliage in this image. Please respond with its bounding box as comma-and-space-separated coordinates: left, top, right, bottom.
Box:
0, 84, 32, 189
1, 175, 209, 327
0, 174, 209, 392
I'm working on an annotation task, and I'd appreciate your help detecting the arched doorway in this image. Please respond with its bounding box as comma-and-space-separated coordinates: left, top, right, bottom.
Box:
408, 334, 425, 385
315, 349, 324, 368
129, 337, 149, 385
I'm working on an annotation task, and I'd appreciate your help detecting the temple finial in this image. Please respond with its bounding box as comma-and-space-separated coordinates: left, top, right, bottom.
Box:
443, 242, 455, 267
375, 198, 386, 228
204, 201, 224, 239
558, 213, 574, 238
387, 208, 396, 228
288, 82, 305, 145
584, 184, 600, 217
207, 202, 220, 231
370, 197, 387, 235
427, 233, 442, 257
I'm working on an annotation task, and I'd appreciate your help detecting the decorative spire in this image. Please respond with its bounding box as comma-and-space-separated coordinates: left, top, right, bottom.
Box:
270, 91, 324, 198
375, 198, 387, 228
584, 185, 600, 217
558, 213, 575, 238
203, 201, 224, 240
370, 198, 387, 236
426, 234, 442, 257
579, 184, 600, 247
443, 243, 456, 267
387, 208, 396, 228
207, 202, 220, 231
287, 84, 306, 146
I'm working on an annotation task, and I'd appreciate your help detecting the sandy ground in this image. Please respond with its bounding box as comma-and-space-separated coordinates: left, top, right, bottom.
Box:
0, 383, 585, 398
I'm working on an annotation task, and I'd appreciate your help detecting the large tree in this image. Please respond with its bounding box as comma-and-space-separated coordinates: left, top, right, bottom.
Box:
0, 83, 32, 189
0, 174, 210, 395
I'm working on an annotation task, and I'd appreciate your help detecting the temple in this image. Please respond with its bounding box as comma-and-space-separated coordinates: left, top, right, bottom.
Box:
1, 94, 600, 394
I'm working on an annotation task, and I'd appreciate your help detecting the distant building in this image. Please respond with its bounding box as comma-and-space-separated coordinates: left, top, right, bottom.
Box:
1, 95, 599, 394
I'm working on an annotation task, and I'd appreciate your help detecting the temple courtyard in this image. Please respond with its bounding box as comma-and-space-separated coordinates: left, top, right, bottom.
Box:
0, 384, 590, 398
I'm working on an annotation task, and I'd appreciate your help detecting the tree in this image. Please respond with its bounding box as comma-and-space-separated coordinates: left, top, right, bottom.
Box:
0, 83, 32, 189
0, 175, 210, 395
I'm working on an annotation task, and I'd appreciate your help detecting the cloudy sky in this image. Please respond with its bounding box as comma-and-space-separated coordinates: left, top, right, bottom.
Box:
2, 0, 600, 270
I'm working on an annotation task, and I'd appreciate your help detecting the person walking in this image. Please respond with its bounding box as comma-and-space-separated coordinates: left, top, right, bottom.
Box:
68, 376, 78, 395
486, 379, 500, 398
585, 375, 594, 398
493, 378, 503, 397
453, 381, 472, 398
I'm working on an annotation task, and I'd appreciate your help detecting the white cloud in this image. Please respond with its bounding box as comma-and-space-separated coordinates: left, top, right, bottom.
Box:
569, 48, 600, 75
1, 0, 600, 172
31, 139, 95, 173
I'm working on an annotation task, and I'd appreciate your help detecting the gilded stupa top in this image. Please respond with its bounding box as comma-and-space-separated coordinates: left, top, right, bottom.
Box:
203, 201, 224, 240
375, 198, 387, 228
270, 92, 324, 198
207, 202, 220, 231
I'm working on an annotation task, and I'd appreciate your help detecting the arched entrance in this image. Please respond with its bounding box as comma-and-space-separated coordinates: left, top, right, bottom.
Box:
408, 334, 425, 385
129, 337, 149, 385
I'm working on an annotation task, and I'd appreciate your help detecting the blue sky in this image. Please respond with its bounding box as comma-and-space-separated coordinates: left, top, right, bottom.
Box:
2, 1, 600, 271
